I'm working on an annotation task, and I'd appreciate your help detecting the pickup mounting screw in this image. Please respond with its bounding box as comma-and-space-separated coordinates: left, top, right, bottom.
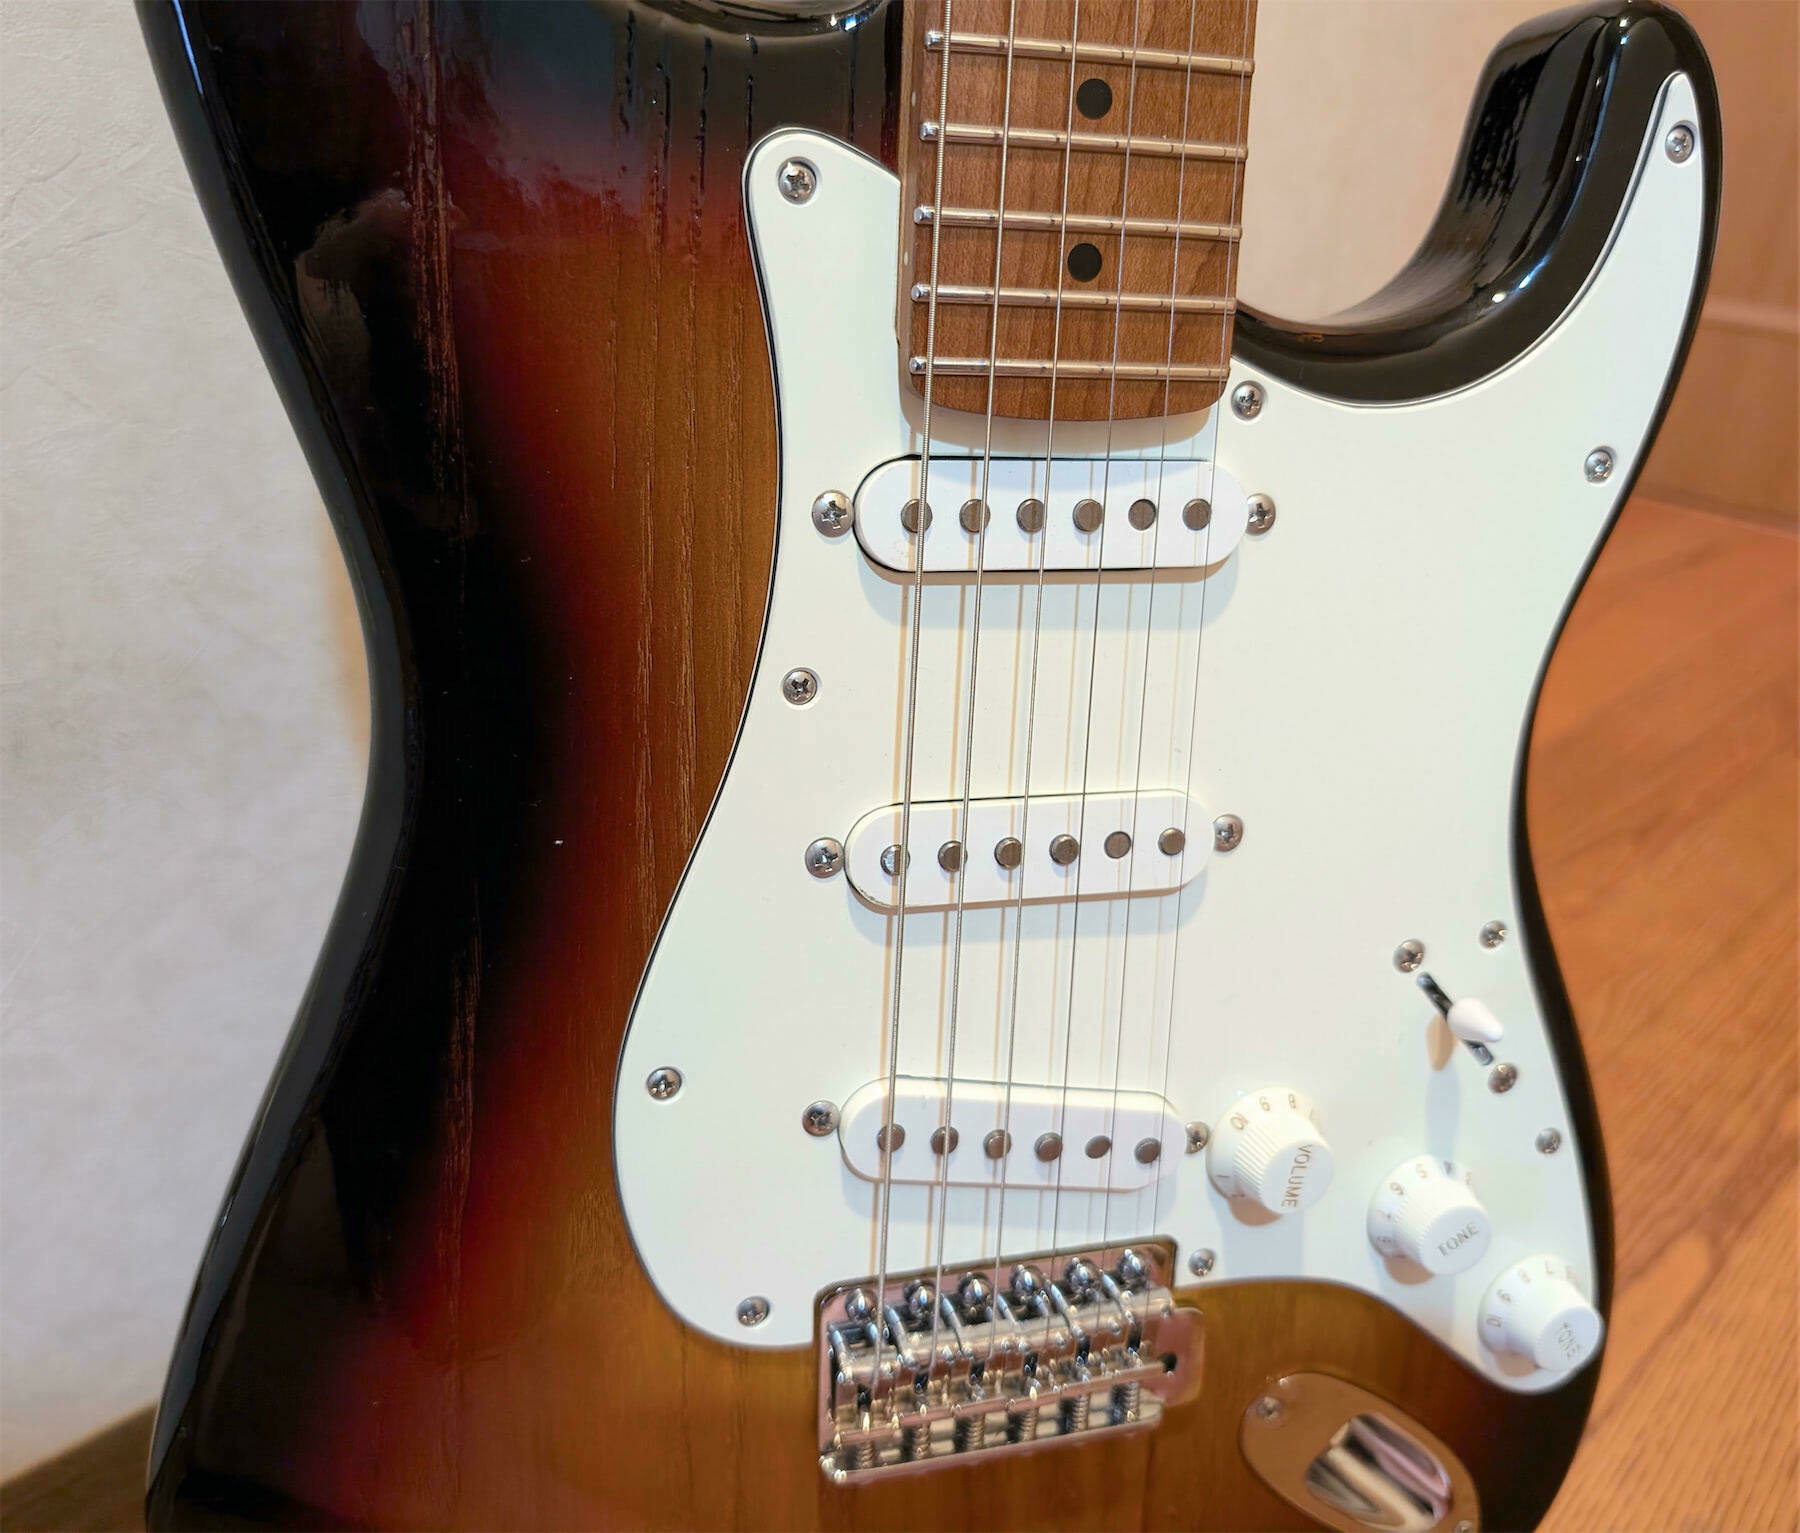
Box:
1584, 447, 1615, 483
1480, 920, 1508, 948
1212, 814, 1243, 852
802, 1100, 838, 1136
737, 1295, 771, 1326
1536, 1128, 1563, 1155
646, 1066, 682, 1100
1184, 1121, 1210, 1153
1665, 122, 1695, 162
805, 837, 844, 878
1187, 1247, 1216, 1277
1246, 494, 1276, 535
1231, 380, 1264, 419
1489, 1063, 1518, 1094
1394, 939, 1425, 973
1049, 833, 1080, 866
776, 157, 817, 203
782, 668, 818, 706
811, 490, 852, 536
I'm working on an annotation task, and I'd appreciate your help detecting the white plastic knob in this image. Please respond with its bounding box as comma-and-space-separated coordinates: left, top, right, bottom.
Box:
1367, 1157, 1493, 1274
1207, 1088, 1333, 1214
1447, 997, 1504, 1046
1479, 1255, 1604, 1374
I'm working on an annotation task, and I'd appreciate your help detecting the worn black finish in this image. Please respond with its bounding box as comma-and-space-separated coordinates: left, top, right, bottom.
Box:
1237, 1, 1721, 403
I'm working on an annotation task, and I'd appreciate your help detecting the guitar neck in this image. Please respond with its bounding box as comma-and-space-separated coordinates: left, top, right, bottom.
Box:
899, 0, 1259, 422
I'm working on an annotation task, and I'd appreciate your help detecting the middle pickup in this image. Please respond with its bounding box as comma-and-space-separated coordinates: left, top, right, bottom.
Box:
854, 455, 1249, 574
843, 791, 1209, 912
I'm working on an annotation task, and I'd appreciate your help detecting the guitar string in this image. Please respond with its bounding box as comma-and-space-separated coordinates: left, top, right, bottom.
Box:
1099, 0, 1204, 1263
870, 0, 957, 1398
925, 0, 1021, 1370
1046, 0, 1147, 1271
1148, 0, 1255, 1257
984, 0, 1088, 1358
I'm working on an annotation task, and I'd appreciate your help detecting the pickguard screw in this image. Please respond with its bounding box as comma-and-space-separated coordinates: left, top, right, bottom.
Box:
802, 1100, 838, 1136
782, 668, 818, 706
1584, 447, 1615, 483
1394, 939, 1426, 973
1664, 122, 1695, 162
1253, 1395, 1284, 1422
1480, 920, 1508, 948
1049, 833, 1080, 866
737, 1295, 771, 1326
1246, 493, 1276, 535
776, 157, 817, 203
1231, 380, 1264, 419
1187, 1247, 1216, 1277
1158, 826, 1186, 856
1185, 1121, 1210, 1153
1104, 829, 1133, 859
1489, 1063, 1518, 1093
994, 836, 1023, 870
646, 1066, 683, 1100
1035, 1131, 1063, 1162
811, 490, 852, 536
1212, 814, 1243, 852
1537, 1128, 1563, 1155
805, 837, 844, 878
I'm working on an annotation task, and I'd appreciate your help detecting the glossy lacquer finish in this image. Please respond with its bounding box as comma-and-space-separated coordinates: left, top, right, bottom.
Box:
136, 2, 1711, 1526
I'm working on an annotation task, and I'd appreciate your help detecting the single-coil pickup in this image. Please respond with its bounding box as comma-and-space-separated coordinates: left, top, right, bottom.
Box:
854, 455, 1247, 574
838, 1077, 1188, 1191
843, 790, 1206, 912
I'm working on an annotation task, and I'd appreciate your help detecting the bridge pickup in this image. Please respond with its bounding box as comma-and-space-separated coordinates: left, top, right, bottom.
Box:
843, 790, 1207, 912
853, 455, 1247, 574
837, 1077, 1188, 1191
817, 1243, 1199, 1483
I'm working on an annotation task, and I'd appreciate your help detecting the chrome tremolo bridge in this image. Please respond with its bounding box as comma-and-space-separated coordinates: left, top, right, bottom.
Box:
817, 1241, 1200, 1482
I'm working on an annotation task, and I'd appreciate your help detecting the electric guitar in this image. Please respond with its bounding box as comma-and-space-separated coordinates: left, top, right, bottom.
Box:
139, 1, 1718, 1527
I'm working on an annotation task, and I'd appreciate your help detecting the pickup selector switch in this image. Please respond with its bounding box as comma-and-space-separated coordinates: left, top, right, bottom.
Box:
1207, 1088, 1333, 1214
1367, 1157, 1492, 1274
1479, 1255, 1604, 1375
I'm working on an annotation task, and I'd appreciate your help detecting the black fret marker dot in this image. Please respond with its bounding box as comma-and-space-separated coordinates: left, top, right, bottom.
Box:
1067, 242, 1103, 282
1076, 77, 1113, 119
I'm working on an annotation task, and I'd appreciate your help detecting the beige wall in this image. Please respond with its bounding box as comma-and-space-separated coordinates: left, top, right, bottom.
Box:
2, 0, 1793, 1478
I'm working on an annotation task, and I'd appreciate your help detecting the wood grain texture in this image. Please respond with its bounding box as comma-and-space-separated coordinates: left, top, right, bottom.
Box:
900, 0, 1255, 418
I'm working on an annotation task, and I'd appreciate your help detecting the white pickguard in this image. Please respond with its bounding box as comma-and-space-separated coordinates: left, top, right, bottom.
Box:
615, 76, 1705, 1392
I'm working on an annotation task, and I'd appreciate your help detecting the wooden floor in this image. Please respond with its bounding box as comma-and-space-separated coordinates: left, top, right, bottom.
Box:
4, 496, 1795, 1531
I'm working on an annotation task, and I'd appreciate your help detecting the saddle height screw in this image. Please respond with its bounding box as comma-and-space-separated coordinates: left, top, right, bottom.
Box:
776, 157, 818, 203
1480, 920, 1508, 948
1394, 939, 1426, 973
1184, 1121, 1210, 1153
646, 1066, 683, 1100
1584, 447, 1615, 483
1664, 122, 1695, 162
1212, 814, 1244, 852
802, 1100, 839, 1136
1231, 380, 1264, 419
805, 837, 844, 878
737, 1295, 771, 1327
782, 668, 818, 706
811, 490, 852, 536
1245, 494, 1276, 535
1537, 1128, 1564, 1155
1188, 1247, 1216, 1277
1489, 1063, 1518, 1094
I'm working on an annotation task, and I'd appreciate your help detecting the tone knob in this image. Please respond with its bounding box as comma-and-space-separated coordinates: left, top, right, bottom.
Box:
1207, 1088, 1333, 1214
1479, 1255, 1604, 1374
1367, 1157, 1493, 1274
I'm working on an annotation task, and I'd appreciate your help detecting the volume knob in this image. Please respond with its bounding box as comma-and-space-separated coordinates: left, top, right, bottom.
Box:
1207, 1088, 1333, 1214
1367, 1157, 1493, 1274
1479, 1255, 1604, 1375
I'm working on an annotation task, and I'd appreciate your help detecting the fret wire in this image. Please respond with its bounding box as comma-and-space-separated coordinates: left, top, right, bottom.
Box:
922, 121, 1248, 162
909, 357, 1233, 381
915, 205, 1242, 241
925, 30, 1254, 76
913, 283, 1237, 314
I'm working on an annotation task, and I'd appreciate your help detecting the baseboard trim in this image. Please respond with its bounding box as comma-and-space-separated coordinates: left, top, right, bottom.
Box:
0, 1408, 151, 1533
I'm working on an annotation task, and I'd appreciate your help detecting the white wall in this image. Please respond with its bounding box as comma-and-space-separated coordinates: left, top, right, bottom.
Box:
0, 0, 1543, 1476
